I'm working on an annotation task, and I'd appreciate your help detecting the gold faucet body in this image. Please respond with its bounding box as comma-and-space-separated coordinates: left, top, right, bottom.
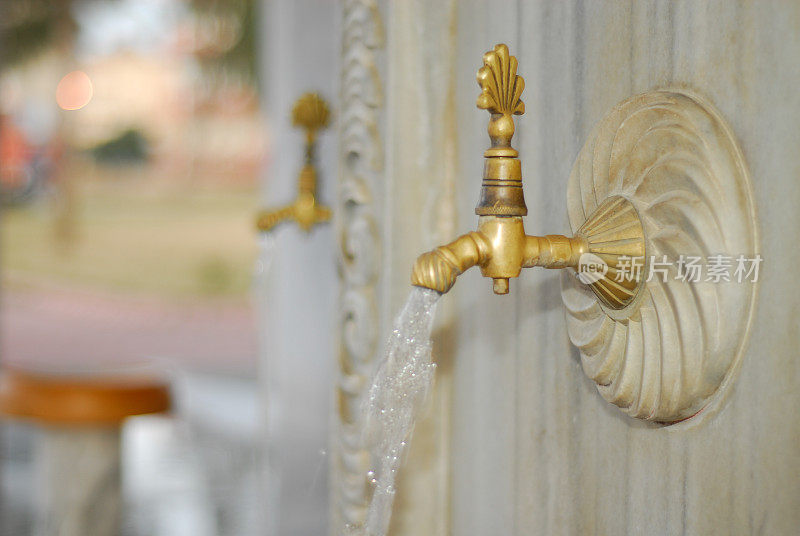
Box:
412, 44, 645, 307
412, 216, 587, 295
256, 93, 332, 233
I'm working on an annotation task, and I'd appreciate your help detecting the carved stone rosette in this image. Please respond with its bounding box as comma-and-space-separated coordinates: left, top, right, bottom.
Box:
561, 90, 759, 424
332, 0, 385, 531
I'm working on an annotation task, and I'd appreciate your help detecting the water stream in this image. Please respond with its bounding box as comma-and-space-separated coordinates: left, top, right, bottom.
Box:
361, 287, 442, 536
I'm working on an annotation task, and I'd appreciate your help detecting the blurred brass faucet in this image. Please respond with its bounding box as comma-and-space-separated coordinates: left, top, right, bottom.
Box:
412, 44, 645, 307
256, 93, 332, 233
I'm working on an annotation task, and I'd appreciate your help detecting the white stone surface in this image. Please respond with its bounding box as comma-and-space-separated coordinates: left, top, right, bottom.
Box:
349, 1, 800, 535
257, 1, 339, 535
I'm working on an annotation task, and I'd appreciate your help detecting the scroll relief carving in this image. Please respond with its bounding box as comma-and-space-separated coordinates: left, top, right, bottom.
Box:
561, 90, 759, 424
334, 0, 384, 531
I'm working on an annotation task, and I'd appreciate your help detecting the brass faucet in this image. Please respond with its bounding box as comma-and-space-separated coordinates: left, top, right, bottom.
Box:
412, 44, 646, 309
256, 93, 332, 233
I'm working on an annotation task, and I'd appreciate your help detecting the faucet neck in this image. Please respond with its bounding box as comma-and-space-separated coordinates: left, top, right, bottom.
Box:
299, 138, 318, 197
475, 152, 527, 217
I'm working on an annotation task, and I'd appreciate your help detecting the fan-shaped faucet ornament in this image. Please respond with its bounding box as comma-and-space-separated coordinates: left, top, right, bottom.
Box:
411, 44, 758, 423
256, 92, 332, 233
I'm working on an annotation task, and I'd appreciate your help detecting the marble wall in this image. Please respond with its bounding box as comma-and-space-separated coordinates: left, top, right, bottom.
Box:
257, 0, 800, 533
363, 1, 800, 534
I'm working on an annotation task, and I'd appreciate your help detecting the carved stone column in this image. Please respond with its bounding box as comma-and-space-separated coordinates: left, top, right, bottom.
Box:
257, 1, 339, 534
331, 0, 385, 531
332, 1, 460, 534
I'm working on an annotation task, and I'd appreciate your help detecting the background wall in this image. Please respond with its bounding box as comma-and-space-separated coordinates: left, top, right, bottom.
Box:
258, 1, 338, 534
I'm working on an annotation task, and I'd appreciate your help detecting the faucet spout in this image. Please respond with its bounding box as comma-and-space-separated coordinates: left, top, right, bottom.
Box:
411, 231, 491, 294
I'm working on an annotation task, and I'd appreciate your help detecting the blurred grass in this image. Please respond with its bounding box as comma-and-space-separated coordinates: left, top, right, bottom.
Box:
1, 161, 259, 299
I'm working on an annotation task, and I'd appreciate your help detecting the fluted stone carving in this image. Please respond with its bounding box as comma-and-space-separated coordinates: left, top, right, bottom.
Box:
333, 0, 385, 531
562, 90, 759, 423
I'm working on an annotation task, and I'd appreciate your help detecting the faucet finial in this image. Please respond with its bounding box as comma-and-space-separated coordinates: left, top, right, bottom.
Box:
292, 92, 331, 147
476, 43, 525, 158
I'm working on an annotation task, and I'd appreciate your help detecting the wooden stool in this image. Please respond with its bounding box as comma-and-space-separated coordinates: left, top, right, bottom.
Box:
0, 366, 171, 536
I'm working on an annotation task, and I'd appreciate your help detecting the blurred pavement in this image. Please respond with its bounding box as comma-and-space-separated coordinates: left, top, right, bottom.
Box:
1, 283, 257, 374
